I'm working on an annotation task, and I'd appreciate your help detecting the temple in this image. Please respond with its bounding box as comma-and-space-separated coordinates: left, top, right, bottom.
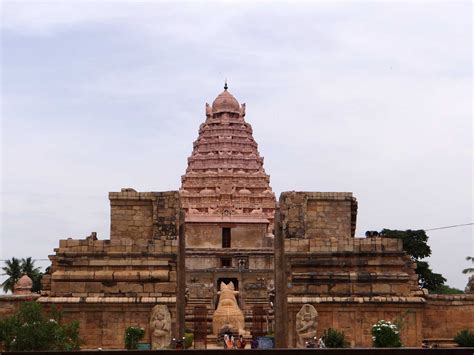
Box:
1, 85, 472, 349
181, 88, 276, 341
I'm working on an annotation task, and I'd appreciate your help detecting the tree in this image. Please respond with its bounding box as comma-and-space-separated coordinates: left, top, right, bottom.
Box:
0, 302, 81, 351
1, 257, 43, 293
430, 284, 464, 294
380, 229, 446, 291
462, 256, 473, 274
20, 257, 43, 293
1, 257, 22, 293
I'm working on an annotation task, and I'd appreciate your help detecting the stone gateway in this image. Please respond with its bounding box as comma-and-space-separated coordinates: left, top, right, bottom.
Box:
2, 85, 471, 349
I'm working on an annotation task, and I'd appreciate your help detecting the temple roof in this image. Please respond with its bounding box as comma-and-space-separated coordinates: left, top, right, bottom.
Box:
211, 89, 241, 114
180, 87, 276, 227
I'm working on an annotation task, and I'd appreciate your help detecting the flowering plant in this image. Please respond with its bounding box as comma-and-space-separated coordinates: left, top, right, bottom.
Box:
124, 326, 145, 350
371, 320, 402, 347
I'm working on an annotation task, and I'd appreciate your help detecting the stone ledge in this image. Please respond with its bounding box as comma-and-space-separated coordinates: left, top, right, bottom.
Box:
51, 270, 169, 282
426, 294, 474, 301
287, 296, 426, 304
37, 296, 176, 304
0, 294, 40, 301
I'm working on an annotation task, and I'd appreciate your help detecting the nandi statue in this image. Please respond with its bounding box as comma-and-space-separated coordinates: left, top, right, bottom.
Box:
212, 281, 247, 335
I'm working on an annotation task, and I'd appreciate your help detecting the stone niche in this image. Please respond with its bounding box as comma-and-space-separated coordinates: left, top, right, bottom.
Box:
185, 222, 268, 249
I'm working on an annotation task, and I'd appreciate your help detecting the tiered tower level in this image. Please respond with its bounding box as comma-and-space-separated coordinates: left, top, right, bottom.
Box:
180, 86, 276, 231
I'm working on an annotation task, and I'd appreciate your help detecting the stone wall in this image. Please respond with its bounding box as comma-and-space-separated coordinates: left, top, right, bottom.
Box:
110, 190, 181, 241
38, 303, 176, 349
287, 302, 424, 347
185, 223, 269, 249
423, 294, 474, 340
279, 192, 357, 239
38, 190, 184, 349
0, 294, 40, 318
274, 191, 474, 348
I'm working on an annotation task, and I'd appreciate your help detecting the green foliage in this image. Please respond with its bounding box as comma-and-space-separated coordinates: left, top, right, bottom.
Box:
371, 320, 402, 348
415, 261, 446, 290
1, 257, 22, 293
124, 326, 145, 350
184, 332, 194, 349
0, 302, 81, 351
381, 229, 431, 259
462, 256, 474, 274
454, 329, 474, 347
1, 257, 44, 293
322, 328, 349, 348
430, 284, 464, 294
381, 229, 446, 291
21, 257, 43, 293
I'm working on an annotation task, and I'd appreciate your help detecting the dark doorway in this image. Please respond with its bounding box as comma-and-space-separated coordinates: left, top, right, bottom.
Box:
222, 227, 231, 248
220, 257, 232, 268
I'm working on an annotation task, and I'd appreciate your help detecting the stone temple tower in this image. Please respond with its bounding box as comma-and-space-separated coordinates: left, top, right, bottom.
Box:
180, 85, 276, 229
180, 85, 276, 335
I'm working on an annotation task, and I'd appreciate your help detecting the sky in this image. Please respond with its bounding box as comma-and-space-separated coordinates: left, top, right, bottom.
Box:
0, 1, 472, 291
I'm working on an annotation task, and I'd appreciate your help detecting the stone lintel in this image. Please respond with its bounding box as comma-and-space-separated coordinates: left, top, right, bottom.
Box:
109, 190, 179, 201
37, 296, 176, 304
185, 216, 270, 224
287, 296, 426, 304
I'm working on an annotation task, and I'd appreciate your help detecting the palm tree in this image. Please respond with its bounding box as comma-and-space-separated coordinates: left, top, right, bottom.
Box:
21, 257, 41, 275
21, 257, 43, 292
462, 256, 474, 274
1, 257, 22, 293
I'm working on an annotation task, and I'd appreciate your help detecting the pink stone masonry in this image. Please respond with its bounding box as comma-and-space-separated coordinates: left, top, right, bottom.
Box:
13, 275, 33, 295
180, 88, 276, 231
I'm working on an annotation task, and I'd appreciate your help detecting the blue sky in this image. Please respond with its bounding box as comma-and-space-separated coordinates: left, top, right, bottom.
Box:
1, 1, 472, 290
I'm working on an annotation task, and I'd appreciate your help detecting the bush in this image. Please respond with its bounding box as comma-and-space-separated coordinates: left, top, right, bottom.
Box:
184, 332, 194, 349
431, 284, 464, 294
124, 326, 145, 350
454, 329, 474, 347
371, 320, 402, 348
322, 328, 349, 348
0, 302, 81, 351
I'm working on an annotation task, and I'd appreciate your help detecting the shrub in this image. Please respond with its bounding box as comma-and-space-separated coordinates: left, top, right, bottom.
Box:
184, 332, 194, 349
454, 329, 474, 347
0, 302, 80, 351
124, 326, 145, 350
322, 328, 349, 348
371, 320, 402, 348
